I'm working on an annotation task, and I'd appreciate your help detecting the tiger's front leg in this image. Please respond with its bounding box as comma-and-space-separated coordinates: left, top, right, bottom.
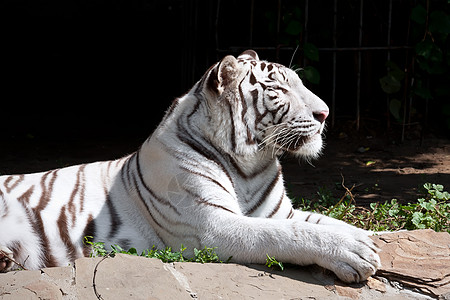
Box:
291, 209, 366, 230
199, 211, 380, 283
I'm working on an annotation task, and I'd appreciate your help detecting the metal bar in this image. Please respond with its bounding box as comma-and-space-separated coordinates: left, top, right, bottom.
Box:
217, 46, 412, 54
215, 0, 221, 60
387, 0, 393, 130
303, 0, 309, 66
331, 0, 337, 128
276, 0, 282, 62
356, 0, 364, 131
217, 46, 295, 53
249, 0, 254, 47
317, 46, 412, 51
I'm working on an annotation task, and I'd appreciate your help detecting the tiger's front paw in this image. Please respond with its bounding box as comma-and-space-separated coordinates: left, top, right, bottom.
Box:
318, 229, 381, 283
0, 246, 14, 272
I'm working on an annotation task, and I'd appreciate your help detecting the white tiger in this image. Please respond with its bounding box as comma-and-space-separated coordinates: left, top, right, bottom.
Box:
0, 50, 380, 283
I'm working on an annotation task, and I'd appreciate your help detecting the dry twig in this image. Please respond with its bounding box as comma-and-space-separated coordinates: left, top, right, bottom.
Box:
0, 249, 28, 271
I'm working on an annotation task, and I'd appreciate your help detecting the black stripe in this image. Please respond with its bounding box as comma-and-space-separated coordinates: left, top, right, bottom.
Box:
134, 173, 197, 232
277, 103, 290, 123
195, 199, 236, 214
82, 214, 96, 257
120, 153, 135, 191
176, 125, 234, 185
182, 187, 236, 215
33, 209, 58, 267
4, 175, 24, 193
260, 62, 266, 71
227, 156, 274, 180
57, 206, 77, 262
32, 169, 59, 268
237, 75, 256, 145
106, 194, 123, 239
68, 165, 86, 226
187, 94, 202, 119
135, 150, 181, 215
132, 172, 167, 242
267, 193, 284, 218
228, 102, 237, 153
180, 167, 231, 196
0, 191, 8, 218
287, 208, 294, 219
245, 166, 281, 215
132, 171, 201, 246
36, 169, 59, 212
305, 213, 312, 222
249, 71, 257, 85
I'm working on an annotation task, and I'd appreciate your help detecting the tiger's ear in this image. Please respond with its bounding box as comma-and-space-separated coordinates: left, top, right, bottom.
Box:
238, 50, 259, 61
207, 55, 240, 94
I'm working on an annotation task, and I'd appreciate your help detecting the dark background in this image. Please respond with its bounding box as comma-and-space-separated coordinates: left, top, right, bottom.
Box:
1, 0, 449, 143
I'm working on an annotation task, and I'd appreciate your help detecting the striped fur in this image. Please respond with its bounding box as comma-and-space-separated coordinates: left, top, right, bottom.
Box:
0, 50, 380, 283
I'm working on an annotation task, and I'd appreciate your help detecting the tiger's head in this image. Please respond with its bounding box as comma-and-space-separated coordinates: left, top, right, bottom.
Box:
199, 50, 329, 160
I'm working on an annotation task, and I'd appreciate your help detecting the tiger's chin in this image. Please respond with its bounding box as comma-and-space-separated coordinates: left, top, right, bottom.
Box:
276, 133, 324, 160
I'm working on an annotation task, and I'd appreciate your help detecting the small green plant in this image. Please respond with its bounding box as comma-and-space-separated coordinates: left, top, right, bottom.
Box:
265, 254, 284, 271
84, 236, 108, 257
294, 183, 450, 233
83, 238, 231, 264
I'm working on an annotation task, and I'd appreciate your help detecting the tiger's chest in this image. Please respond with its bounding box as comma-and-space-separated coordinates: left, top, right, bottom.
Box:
227, 160, 285, 216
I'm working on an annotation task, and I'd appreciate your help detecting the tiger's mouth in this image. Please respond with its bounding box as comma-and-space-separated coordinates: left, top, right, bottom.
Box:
275, 135, 310, 152
274, 129, 323, 155
260, 124, 324, 157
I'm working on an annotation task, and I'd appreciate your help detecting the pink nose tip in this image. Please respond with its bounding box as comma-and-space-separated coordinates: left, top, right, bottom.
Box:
313, 110, 329, 123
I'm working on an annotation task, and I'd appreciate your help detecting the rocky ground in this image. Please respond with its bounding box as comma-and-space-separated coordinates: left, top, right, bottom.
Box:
1, 230, 449, 300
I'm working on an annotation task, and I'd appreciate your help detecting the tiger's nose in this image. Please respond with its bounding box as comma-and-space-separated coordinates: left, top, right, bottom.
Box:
313, 110, 329, 124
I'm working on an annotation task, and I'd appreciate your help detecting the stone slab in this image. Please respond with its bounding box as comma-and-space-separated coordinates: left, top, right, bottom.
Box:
0, 269, 63, 300
75, 254, 191, 300
372, 229, 450, 298
172, 262, 340, 300
1, 230, 448, 299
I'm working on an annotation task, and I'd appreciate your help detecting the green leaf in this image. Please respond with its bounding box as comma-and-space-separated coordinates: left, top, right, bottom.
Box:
266, 254, 284, 271
415, 40, 443, 63
412, 212, 424, 227
429, 11, 450, 34
434, 184, 444, 192
411, 4, 427, 24
389, 99, 402, 120
303, 43, 319, 62
380, 75, 401, 94
385, 61, 405, 81
301, 66, 320, 84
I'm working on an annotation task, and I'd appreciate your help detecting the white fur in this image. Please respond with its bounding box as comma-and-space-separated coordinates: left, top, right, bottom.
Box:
0, 51, 379, 283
